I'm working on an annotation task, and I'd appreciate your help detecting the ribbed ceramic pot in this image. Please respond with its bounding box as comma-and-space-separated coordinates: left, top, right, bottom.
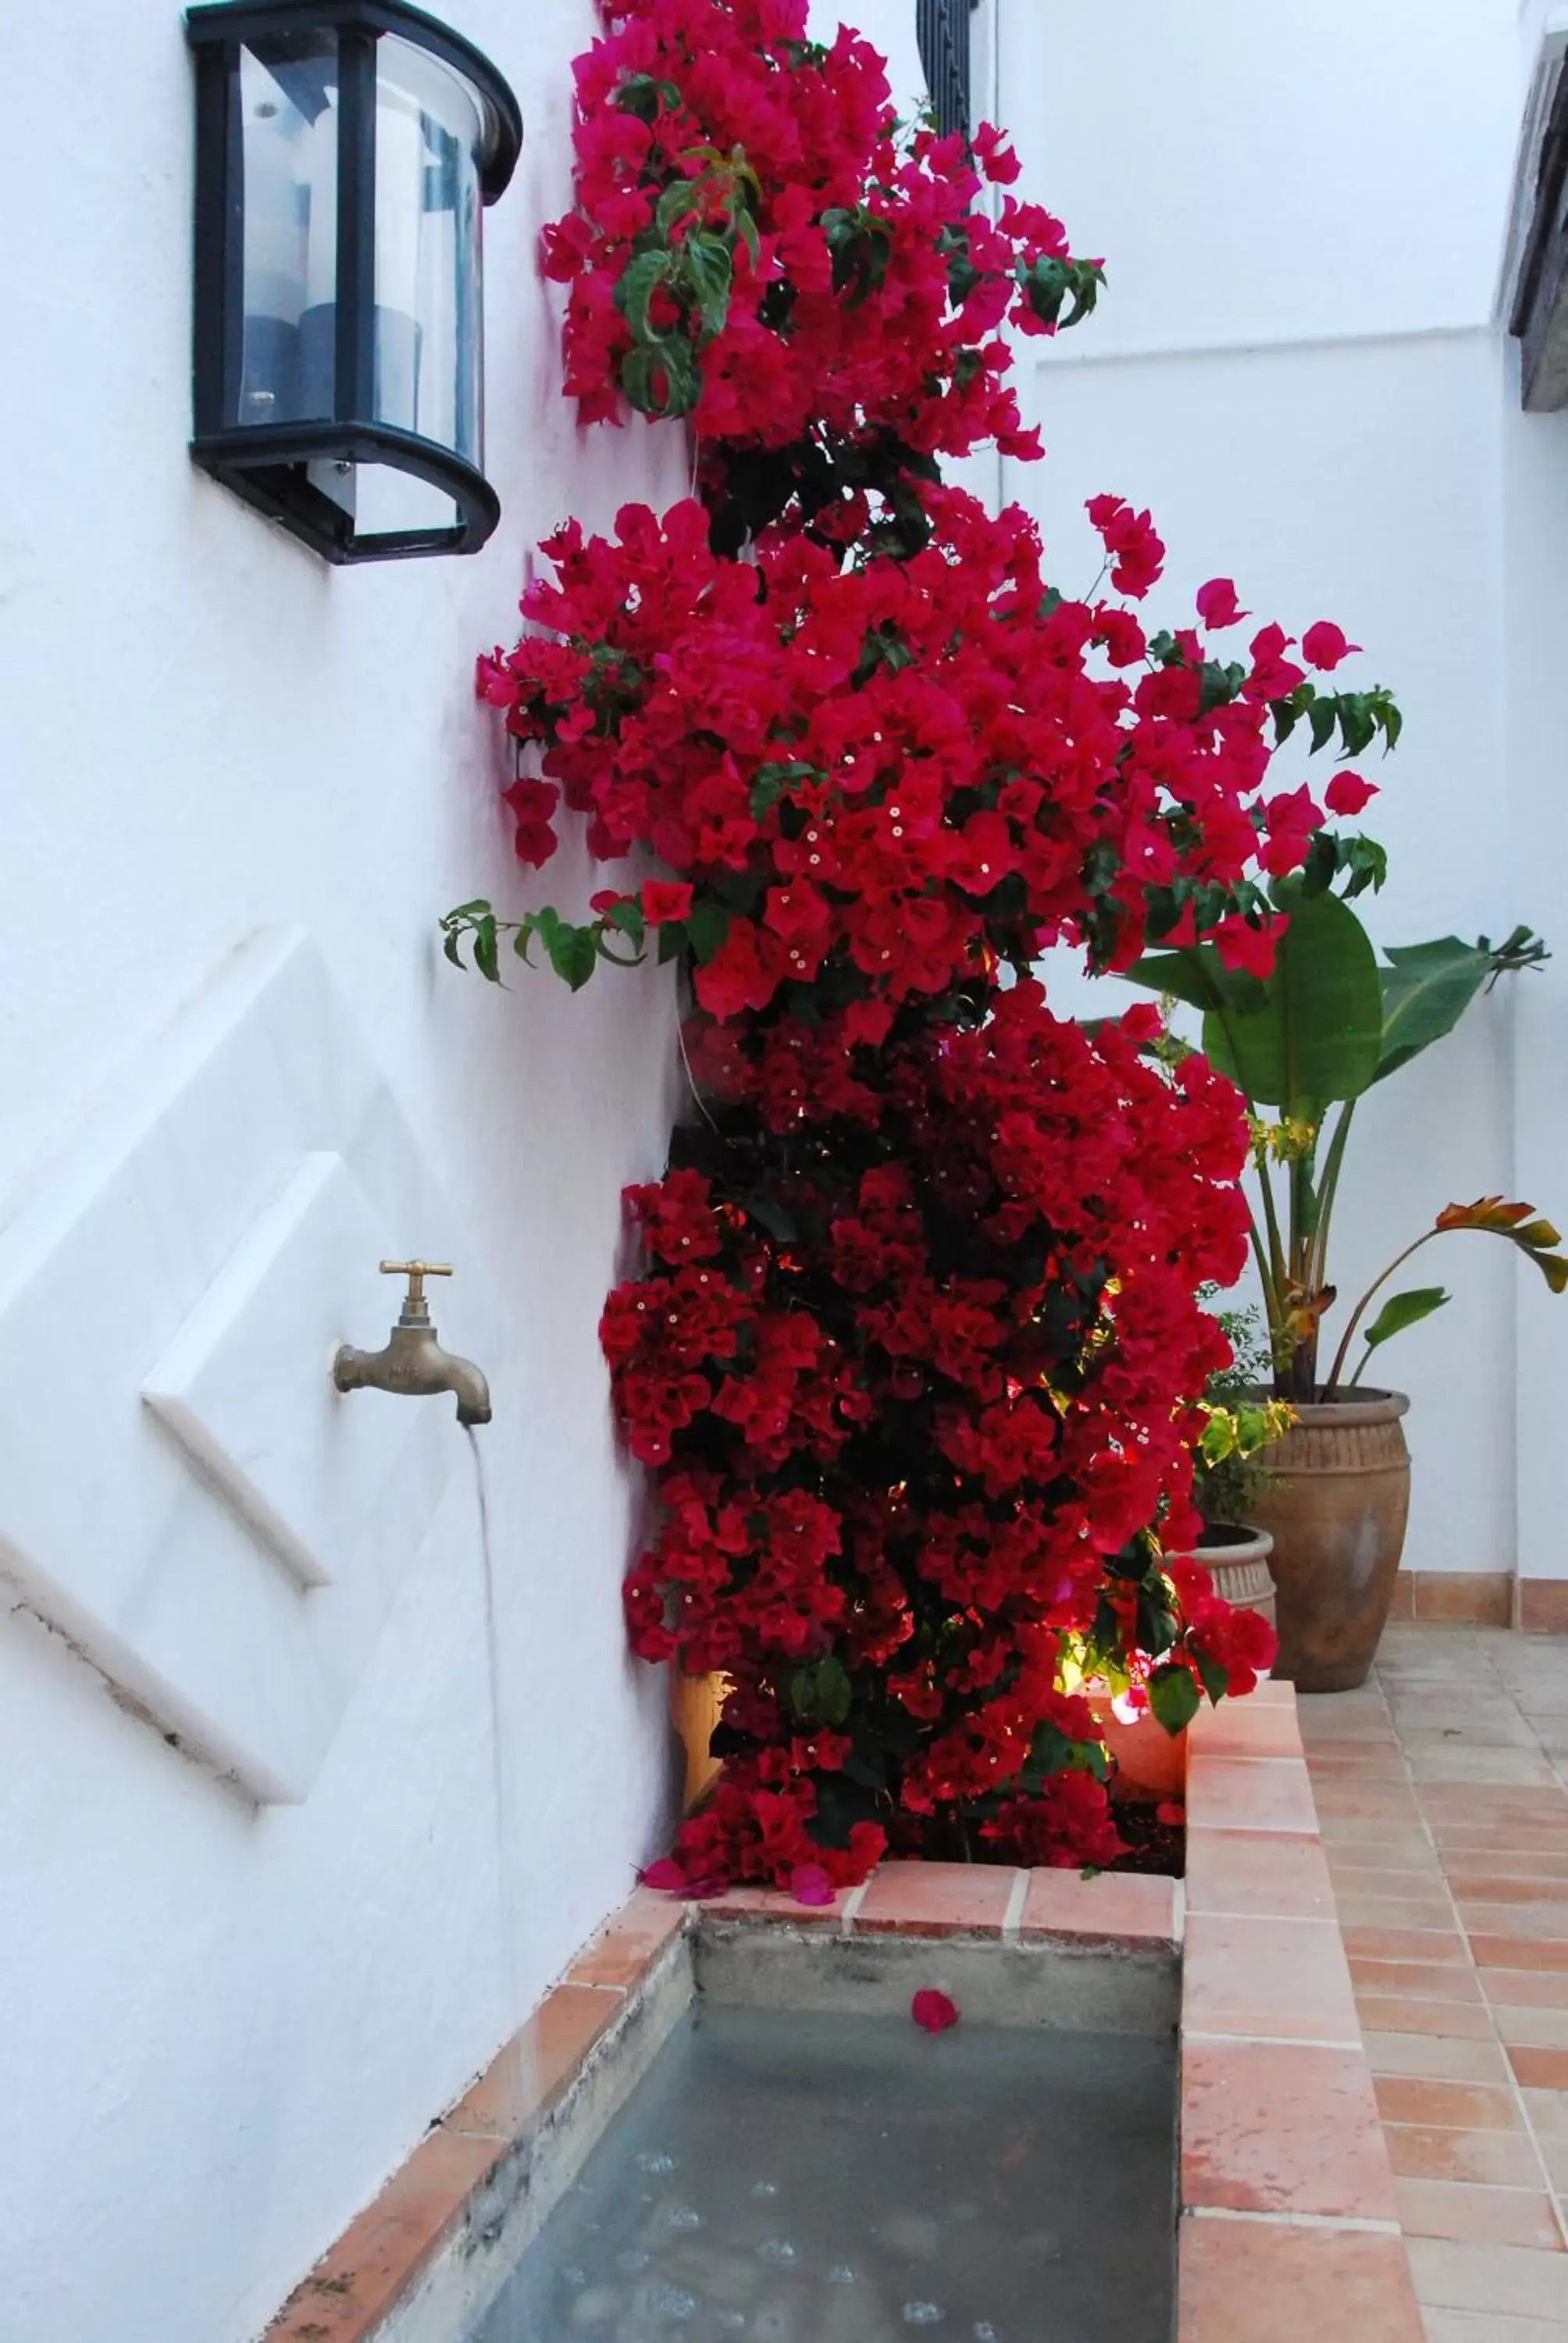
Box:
1245, 1389, 1411, 1693
1171, 1525, 1278, 1631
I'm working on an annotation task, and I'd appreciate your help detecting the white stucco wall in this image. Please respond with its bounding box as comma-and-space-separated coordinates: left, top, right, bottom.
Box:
998, 0, 1568, 1586
0, 5, 690, 2339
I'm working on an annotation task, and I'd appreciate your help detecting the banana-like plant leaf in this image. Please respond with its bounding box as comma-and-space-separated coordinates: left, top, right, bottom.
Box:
1121, 946, 1265, 1018
1375, 936, 1499, 1084
1434, 1197, 1568, 1293
1200, 887, 1384, 1113
1361, 1286, 1449, 1353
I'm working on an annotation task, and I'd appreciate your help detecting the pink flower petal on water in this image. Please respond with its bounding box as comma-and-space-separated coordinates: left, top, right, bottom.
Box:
1155, 1800, 1186, 1827
911, 1988, 960, 2033
790, 1863, 836, 1907
639, 1857, 688, 1894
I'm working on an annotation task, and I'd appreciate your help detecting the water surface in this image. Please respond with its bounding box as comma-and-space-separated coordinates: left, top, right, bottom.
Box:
474, 2004, 1175, 2342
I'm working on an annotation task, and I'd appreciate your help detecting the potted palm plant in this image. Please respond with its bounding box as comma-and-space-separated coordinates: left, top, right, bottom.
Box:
1127, 873, 1564, 1690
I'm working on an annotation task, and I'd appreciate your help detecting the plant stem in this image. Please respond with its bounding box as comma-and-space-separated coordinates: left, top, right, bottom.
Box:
1323, 1229, 1438, 1396
1309, 1099, 1356, 1298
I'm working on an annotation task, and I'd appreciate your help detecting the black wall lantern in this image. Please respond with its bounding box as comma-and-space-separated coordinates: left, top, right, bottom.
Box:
185, 0, 522, 561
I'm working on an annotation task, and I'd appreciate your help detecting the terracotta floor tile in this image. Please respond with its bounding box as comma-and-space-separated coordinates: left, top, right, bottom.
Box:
1319, 1816, 1436, 1849
1474, 1938, 1568, 1974
1406, 1753, 1556, 1781
1016, 1866, 1178, 1945
1484, 1970, 1568, 2009
1462, 1906, 1568, 1942
1420, 2312, 1568, 2340
1185, 1754, 1320, 1834
1353, 1995, 1501, 2042
1493, 2005, 1568, 2047
1187, 1826, 1336, 1920
1363, 2031, 1513, 2084
1176, 2215, 1424, 2342
1523, 2088, 1568, 2137
1181, 2038, 1398, 2220
1184, 1912, 1360, 2042
1382, 2126, 1547, 2187
1449, 1877, 1568, 1906
1351, 1957, 1484, 1999
1513, 2049, 1568, 2090
1341, 1899, 1463, 1935
1330, 1862, 1450, 1897
1406, 2237, 1568, 2319
1374, 2076, 1523, 2131
1344, 1928, 1472, 1965
1395, 2178, 1563, 2249
855, 1859, 1018, 1936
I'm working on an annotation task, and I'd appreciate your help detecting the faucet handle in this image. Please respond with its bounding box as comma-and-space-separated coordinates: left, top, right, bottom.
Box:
380, 1260, 453, 1319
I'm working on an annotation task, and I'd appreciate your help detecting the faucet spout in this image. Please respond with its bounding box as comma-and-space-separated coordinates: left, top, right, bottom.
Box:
333, 1263, 493, 1426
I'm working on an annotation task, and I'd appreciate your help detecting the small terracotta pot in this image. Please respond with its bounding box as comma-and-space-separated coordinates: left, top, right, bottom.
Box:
1171, 1524, 1278, 1632
1245, 1389, 1411, 1694
669, 1668, 727, 1812
1089, 1694, 1186, 1802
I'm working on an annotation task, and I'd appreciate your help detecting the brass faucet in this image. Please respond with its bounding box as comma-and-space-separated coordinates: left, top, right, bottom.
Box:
333, 1262, 492, 1427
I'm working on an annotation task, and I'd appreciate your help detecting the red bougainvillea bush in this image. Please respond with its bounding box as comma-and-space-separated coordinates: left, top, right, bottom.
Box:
447, 0, 1397, 1891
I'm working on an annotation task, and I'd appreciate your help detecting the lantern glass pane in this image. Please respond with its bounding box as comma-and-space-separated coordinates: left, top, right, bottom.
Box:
236, 33, 338, 430
372, 34, 486, 464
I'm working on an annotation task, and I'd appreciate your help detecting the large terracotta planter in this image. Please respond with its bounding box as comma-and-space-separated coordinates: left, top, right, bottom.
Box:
1171, 1524, 1278, 1631
1245, 1389, 1411, 1693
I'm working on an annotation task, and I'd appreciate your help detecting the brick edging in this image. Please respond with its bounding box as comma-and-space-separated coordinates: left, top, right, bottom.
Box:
1180, 1682, 1425, 2338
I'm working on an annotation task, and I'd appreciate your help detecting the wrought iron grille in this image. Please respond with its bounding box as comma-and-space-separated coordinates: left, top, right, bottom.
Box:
915, 0, 974, 139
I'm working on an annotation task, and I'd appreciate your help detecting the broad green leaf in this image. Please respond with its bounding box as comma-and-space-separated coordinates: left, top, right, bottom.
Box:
1201, 886, 1383, 1114
1375, 936, 1499, 1084
1361, 1286, 1449, 1353
815, 1655, 852, 1725
615, 251, 674, 344
1122, 945, 1266, 1018
1146, 1664, 1201, 1737
686, 898, 731, 965
545, 922, 598, 992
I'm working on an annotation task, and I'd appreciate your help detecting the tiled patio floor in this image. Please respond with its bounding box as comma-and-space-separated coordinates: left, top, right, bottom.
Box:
1302, 1621, 1568, 2341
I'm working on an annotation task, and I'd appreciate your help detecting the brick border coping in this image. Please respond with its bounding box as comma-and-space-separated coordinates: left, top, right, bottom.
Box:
263, 1681, 1420, 2343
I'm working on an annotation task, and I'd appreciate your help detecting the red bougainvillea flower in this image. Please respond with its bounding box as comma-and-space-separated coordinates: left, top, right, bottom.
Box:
1196, 577, 1249, 629
911, 1988, 960, 2033
1325, 769, 1378, 815
641, 879, 694, 925
789, 1863, 836, 1906
459, 0, 1391, 1896
1301, 619, 1363, 671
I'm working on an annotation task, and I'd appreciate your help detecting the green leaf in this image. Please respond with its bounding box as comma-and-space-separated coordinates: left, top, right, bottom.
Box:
603, 898, 647, 950
1307, 697, 1339, 753
1201, 885, 1384, 1114
1146, 1664, 1201, 1737
814, 1655, 852, 1725
654, 178, 704, 239
686, 898, 731, 965
472, 916, 500, 985
789, 1668, 815, 1717
545, 922, 598, 992
682, 230, 733, 342
1375, 936, 1502, 1085
1194, 1650, 1231, 1708
1362, 1286, 1450, 1353
615, 251, 675, 345
1121, 946, 1264, 1018
738, 1192, 799, 1243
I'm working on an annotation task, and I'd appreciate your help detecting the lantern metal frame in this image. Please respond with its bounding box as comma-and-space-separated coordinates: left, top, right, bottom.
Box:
185, 0, 522, 562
